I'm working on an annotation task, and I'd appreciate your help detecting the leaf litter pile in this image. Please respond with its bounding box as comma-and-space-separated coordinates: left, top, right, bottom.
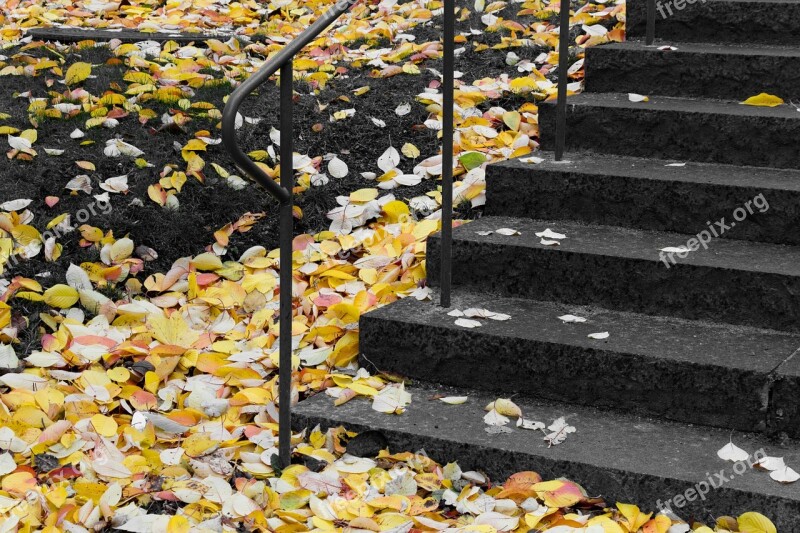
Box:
0, 0, 782, 531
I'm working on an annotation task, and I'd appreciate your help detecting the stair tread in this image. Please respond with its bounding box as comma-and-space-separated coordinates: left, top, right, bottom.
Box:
491, 151, 800, 190
365, 290, 800, 373
294, 381, 800, 511
446, 216, 800, 277
602, 40, 800, 58
560, 92, 800, 118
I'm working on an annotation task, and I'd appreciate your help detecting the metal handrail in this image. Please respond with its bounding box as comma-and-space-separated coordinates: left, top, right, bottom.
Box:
221, 0, 358, 468
555, 0, 657, 160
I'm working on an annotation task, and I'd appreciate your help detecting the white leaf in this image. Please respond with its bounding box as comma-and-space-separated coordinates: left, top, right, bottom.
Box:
756, 456, 786, 471
439, 396, 468, 405
0, 373, 48, 390
558, 314, 587, 323
770, 465, 800, 483
447, 309, 464, 317
665, 162, 686, 167
0, 452, 16, 476
44, 148, 65, 155
658, 45, 679, 51
371, 117, 386, 128
540, 239, 560, 246
7, 135, 31, 150
483, 409, 509, 426
717, 442, 750, 462
455, 318, 482, 328
0, 199, 32, 211
628, 93, 650, 102
588, 331, 609, 340
660, 246, 691, 254
328, 157, 348, 178
495, 228, 520, 236
395, 103, 412, 116
474, 512, 519, 532
65, 175, 92, 194
100, 175, 128, 193
535, 228, 566, 240
159, 448, 185, 466
70, 128, 85, 139
378, 146, 401, 173
516, 417, 545, 431
372, 383, 411, 414
519, 156, 544, 164
0, 345, 18, 370
544, 417, 576, 446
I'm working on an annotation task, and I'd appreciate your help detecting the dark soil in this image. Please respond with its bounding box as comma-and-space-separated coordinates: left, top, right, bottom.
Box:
0, 0, 599, 304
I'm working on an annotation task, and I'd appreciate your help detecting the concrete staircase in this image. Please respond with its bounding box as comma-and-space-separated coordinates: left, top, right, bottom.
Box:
295, 0, 800, 527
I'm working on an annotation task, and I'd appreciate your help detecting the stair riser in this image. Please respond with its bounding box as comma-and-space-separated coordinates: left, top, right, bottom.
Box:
293, 411, 800, 531
427, 237, 800, 332
626, 0, 800, 45
361, 312, 774, 431
585, 46, 800, 99
485, 168, 800, 245
538, 102, 800, 169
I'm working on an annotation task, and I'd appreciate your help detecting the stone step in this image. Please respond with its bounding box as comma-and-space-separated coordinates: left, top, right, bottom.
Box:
626, 0, 800, 46
359, 289, 800, 434
538, 93, 800, 169
293, 381, 800, 530
485, 151, 800, 245
585, 40, 800, 99
426, 216, 800, 332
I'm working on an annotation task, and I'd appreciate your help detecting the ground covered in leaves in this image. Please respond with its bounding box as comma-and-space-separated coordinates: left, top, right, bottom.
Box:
0, 0, 782, 531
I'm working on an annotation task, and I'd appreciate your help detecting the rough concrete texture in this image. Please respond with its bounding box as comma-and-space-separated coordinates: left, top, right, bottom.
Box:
485, 152, 800, 245
293, 382, 800, 530
585, 41, 800, 99
538, 93, 800, 169
626, 0, 800, 45
426, 216, 800, 332
360, 290, 800, 433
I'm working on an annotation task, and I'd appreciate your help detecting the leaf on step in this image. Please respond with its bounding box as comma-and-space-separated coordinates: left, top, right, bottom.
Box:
741, 93, 784, 107
628, 93, 649, 103
558, 314, 586, 323
587, 332, 609, 340
769, 466, 799, 484
717, 441, 750, 462
454, 318, 482, 328
535, 228, 565, 240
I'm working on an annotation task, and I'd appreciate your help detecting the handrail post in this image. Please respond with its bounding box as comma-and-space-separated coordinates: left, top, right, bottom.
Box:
278, 61, 294, 468
646, 0, 656, 45
554, 0, 570, 161
440, 0, 454, 308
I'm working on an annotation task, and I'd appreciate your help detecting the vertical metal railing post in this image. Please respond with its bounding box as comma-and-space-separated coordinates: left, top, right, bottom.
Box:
646, 0, 656, 45
440, 0, 454, 308
221, 0, 356, 471
278, 61, 294, 468
554, 0, 570, 161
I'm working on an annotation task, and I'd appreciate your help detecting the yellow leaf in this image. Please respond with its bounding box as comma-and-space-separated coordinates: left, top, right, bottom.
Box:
90, 414, 118, 437
741, 93, 784, 107
65, 62, 92, 85
167, 516, 190, 533
738, 512, 777, 533
382, 200, 410, 223
76, 160, 96, 171
401, 143, 420, 159
43, 284, 79, 309
350, 188, 379, 203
